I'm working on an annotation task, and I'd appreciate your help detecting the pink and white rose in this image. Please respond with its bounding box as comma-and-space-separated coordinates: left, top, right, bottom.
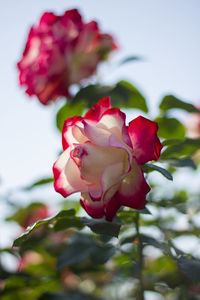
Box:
53, 98, 163, 221
17, 9, 117, 105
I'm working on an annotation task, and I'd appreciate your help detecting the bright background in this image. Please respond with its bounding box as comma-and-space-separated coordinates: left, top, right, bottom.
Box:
1, 0, 200, 190
0, 1, 200, 283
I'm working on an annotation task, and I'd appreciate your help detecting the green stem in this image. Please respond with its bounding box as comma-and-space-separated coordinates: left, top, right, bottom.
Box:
135, 213, 144, 300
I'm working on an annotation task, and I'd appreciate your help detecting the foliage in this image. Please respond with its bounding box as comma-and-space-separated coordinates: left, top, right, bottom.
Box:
1, 9, 200, 300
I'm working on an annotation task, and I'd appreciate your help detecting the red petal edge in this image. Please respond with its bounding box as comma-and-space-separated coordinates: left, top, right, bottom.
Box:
84, 97, 112, 123
128, 116, 163, 165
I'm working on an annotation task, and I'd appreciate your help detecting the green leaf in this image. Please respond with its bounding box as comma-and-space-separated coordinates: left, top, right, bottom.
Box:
13, 209, 76, 247
90, 244, 115, 264
53, 217, 83, 231
73, 81, 148, 112
140, 235, 170, 255
178, 256, 200, 282
81, 217, 121, 238
57, 234, 115, 270
57, 235, 94, 270
166, 157, 197, 169
160, 95, 199, 113
56, 101, 86, 132
161, 138, 200, 159
120, 235, 138, 245
23, 177, 54, 191
110, 80, 148, 112
73, 84, 113, 107
120, 234, 168, 253
162, 139, 184, 146
119, 55, 143, 65
155, 117, 185, 139
119, 207, 152, 216
142, 163, 173, 180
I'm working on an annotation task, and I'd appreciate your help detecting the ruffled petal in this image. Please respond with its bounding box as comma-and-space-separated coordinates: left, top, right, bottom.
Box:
98, 107, 132, 147
82, 120, 111, 147
115, 158, 150, 210
128, 116, 163, 165
84, 97, 112, 123
80, 192, 105, 219
83, 117, 132, 163
72, 142, 130, 185
53, 148, 87, 197
104, 195, 121, 221
62, 116, 87, 150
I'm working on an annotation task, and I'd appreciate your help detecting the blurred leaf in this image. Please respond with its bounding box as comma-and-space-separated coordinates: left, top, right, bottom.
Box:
118, 207, 151, 218
73, 84, 113, 107
142, 163, 173, 180
166, 157, 197, 169
110, 80, 148, 112
54, 217, 83, 231
56, 101, 86, 132
162, 139, 182, 146
73, 81, 148, 112
81, 217, 121, 237
119, 55, 143, 65
57, 235, 94, 270
90, 244, 115, 264
57, 234, 115, 270
1, 275, 59, 299
155, 117, 185, 139
23, 177, 54, 191
161, 138, 200, 159
120, 234, 168, 253
120, 235, 137, 245
178, 256, 200, 282
160, 95, 199, 113
140, 235, 167, 250
13, 209, 76, 247
146, 255, 177, 275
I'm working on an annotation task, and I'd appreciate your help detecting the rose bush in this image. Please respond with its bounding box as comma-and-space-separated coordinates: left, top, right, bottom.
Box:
18, 9, 116, 105
53, 97, 162, 220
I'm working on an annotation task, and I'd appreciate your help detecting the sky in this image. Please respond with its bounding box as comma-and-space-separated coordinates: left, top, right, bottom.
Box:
1, 0, 200, 191
0, 0, 200, 274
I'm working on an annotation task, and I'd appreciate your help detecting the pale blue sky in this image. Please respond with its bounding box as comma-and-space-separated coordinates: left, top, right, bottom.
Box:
1, 0, 200, 190
0, 0, 200, 264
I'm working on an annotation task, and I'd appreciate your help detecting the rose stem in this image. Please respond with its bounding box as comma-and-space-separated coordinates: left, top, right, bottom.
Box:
135, 213, 144, 300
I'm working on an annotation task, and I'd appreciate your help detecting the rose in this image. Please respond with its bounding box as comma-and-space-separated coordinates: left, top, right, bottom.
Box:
53, 98, 162, 221
18, 9, 117, 105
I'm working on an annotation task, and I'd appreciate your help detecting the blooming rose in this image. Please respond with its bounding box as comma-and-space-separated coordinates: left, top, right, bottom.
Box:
18, 9, 117, 105
53, 98, 162, 221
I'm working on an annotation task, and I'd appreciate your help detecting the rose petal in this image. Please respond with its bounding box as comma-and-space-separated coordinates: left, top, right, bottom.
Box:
82, 120, 111, 147
62, 116, 87, 150
73, 142, 130, 185
104, 195, 121, 221
98, 107, 131, 147
53, 148, 87, 197
128, 116, 163, 165
84, 97, 112, 123
115, 158, 150, 210
80, 192, 105, 219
